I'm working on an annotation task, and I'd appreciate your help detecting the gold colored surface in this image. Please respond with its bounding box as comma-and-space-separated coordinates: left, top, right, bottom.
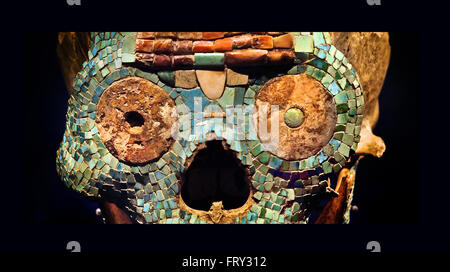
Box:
178, 191, 255, 224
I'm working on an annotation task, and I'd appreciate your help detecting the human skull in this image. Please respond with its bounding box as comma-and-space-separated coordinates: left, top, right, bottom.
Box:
56, 32, 390, 224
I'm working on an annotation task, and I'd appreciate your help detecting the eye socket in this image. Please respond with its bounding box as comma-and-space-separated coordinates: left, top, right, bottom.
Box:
95, 76, 177, 165
255, 73, 337, 161
124, 111, 145, 127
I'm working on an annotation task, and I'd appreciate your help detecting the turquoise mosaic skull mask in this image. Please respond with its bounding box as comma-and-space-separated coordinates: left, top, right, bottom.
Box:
56, 32, 389, 224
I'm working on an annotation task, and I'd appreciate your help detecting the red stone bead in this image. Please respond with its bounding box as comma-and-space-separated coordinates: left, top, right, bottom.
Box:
252, 35, 273, 49
193, 41, 214, 53
273, 33, 294, 48
267, 49, 295, 64
154, 32, 177, 38
153, 39, 173, 54
173, 40, 193, 55
202, 32, 226, 40
172, 55, 194, 67
137, 32, 155, 39
214, 38, 233, 52
231, 34, 253, 49
177, 32, 202, 40
153, 54, 172, 68
225, 49, 268, 66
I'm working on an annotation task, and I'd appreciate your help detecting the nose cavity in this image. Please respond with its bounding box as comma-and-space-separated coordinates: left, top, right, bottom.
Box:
195, 70, 226, 100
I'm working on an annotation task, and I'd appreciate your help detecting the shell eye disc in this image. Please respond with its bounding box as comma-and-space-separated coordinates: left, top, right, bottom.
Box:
256, 74, 337, 161
95, 76, 176, 164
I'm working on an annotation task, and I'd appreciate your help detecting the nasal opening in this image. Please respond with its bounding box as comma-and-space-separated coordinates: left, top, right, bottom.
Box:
180, 140, 250, 211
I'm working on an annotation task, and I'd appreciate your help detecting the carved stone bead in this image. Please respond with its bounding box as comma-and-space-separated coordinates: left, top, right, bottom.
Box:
173, 40, 193, 54
231, 34, 253, 49
135, 53, 155, 66
137, 32, 156, 39
177, 32, 203, 40
214, 38, 233, 52
172, 55, 194, 67
202, 32, 226, 40
225, 49, 268, 66
273, 33, 294, 48
153, 39, 173, 54
153, 54, 171, 68
193, 41, 214, 53
154, 32, 177, 38
267, 49, 295, 64
135, 39, 154, 53
252, 35, 274, 49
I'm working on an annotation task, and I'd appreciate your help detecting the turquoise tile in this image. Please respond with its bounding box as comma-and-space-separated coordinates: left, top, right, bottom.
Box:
218, 87, 235, 108
328, 81, 342, 95
269, 156, 283, 169
194, 53, 225, 66
157, 70, 174, 86
122, 33, 137, 54
334, 92, 348, 104
234, 87, 245, 105
329, 139, 341, 150
313, 32, 326, 46
294, 35, 314, 53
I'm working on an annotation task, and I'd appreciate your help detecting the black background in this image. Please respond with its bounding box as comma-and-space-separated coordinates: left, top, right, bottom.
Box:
9, 0, 448, 253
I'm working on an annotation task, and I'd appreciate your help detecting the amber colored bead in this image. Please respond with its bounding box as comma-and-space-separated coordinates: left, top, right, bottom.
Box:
172, 40, 193, 54
267, 49, 295, 64
231, 34, 253, 49
176, 32, 202, 40
154, 32, 177, 38
225, 49, 268, 66
135, 39, 154, 53
252, 35, 273, 49
214, 38, 233, 52
193, 41, 215, 53
202, 32, 226, 40
153, 39, 173, 54
137, 32, 155, 39
273, 33, 294, 48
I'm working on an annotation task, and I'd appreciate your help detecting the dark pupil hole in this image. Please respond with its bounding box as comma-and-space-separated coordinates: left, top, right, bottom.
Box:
124, 111, 144, 127
181, 140, 250, 211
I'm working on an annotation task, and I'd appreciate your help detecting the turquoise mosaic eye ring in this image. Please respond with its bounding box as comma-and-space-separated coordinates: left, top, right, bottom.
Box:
56, 32, 364, 224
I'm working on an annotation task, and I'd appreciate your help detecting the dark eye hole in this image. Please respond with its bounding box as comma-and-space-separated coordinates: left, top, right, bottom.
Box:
181, 140, 250, 211
124, 111, 145, 127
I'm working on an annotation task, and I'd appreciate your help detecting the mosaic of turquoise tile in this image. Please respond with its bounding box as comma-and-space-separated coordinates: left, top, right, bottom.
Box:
56, 32, 364, 224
